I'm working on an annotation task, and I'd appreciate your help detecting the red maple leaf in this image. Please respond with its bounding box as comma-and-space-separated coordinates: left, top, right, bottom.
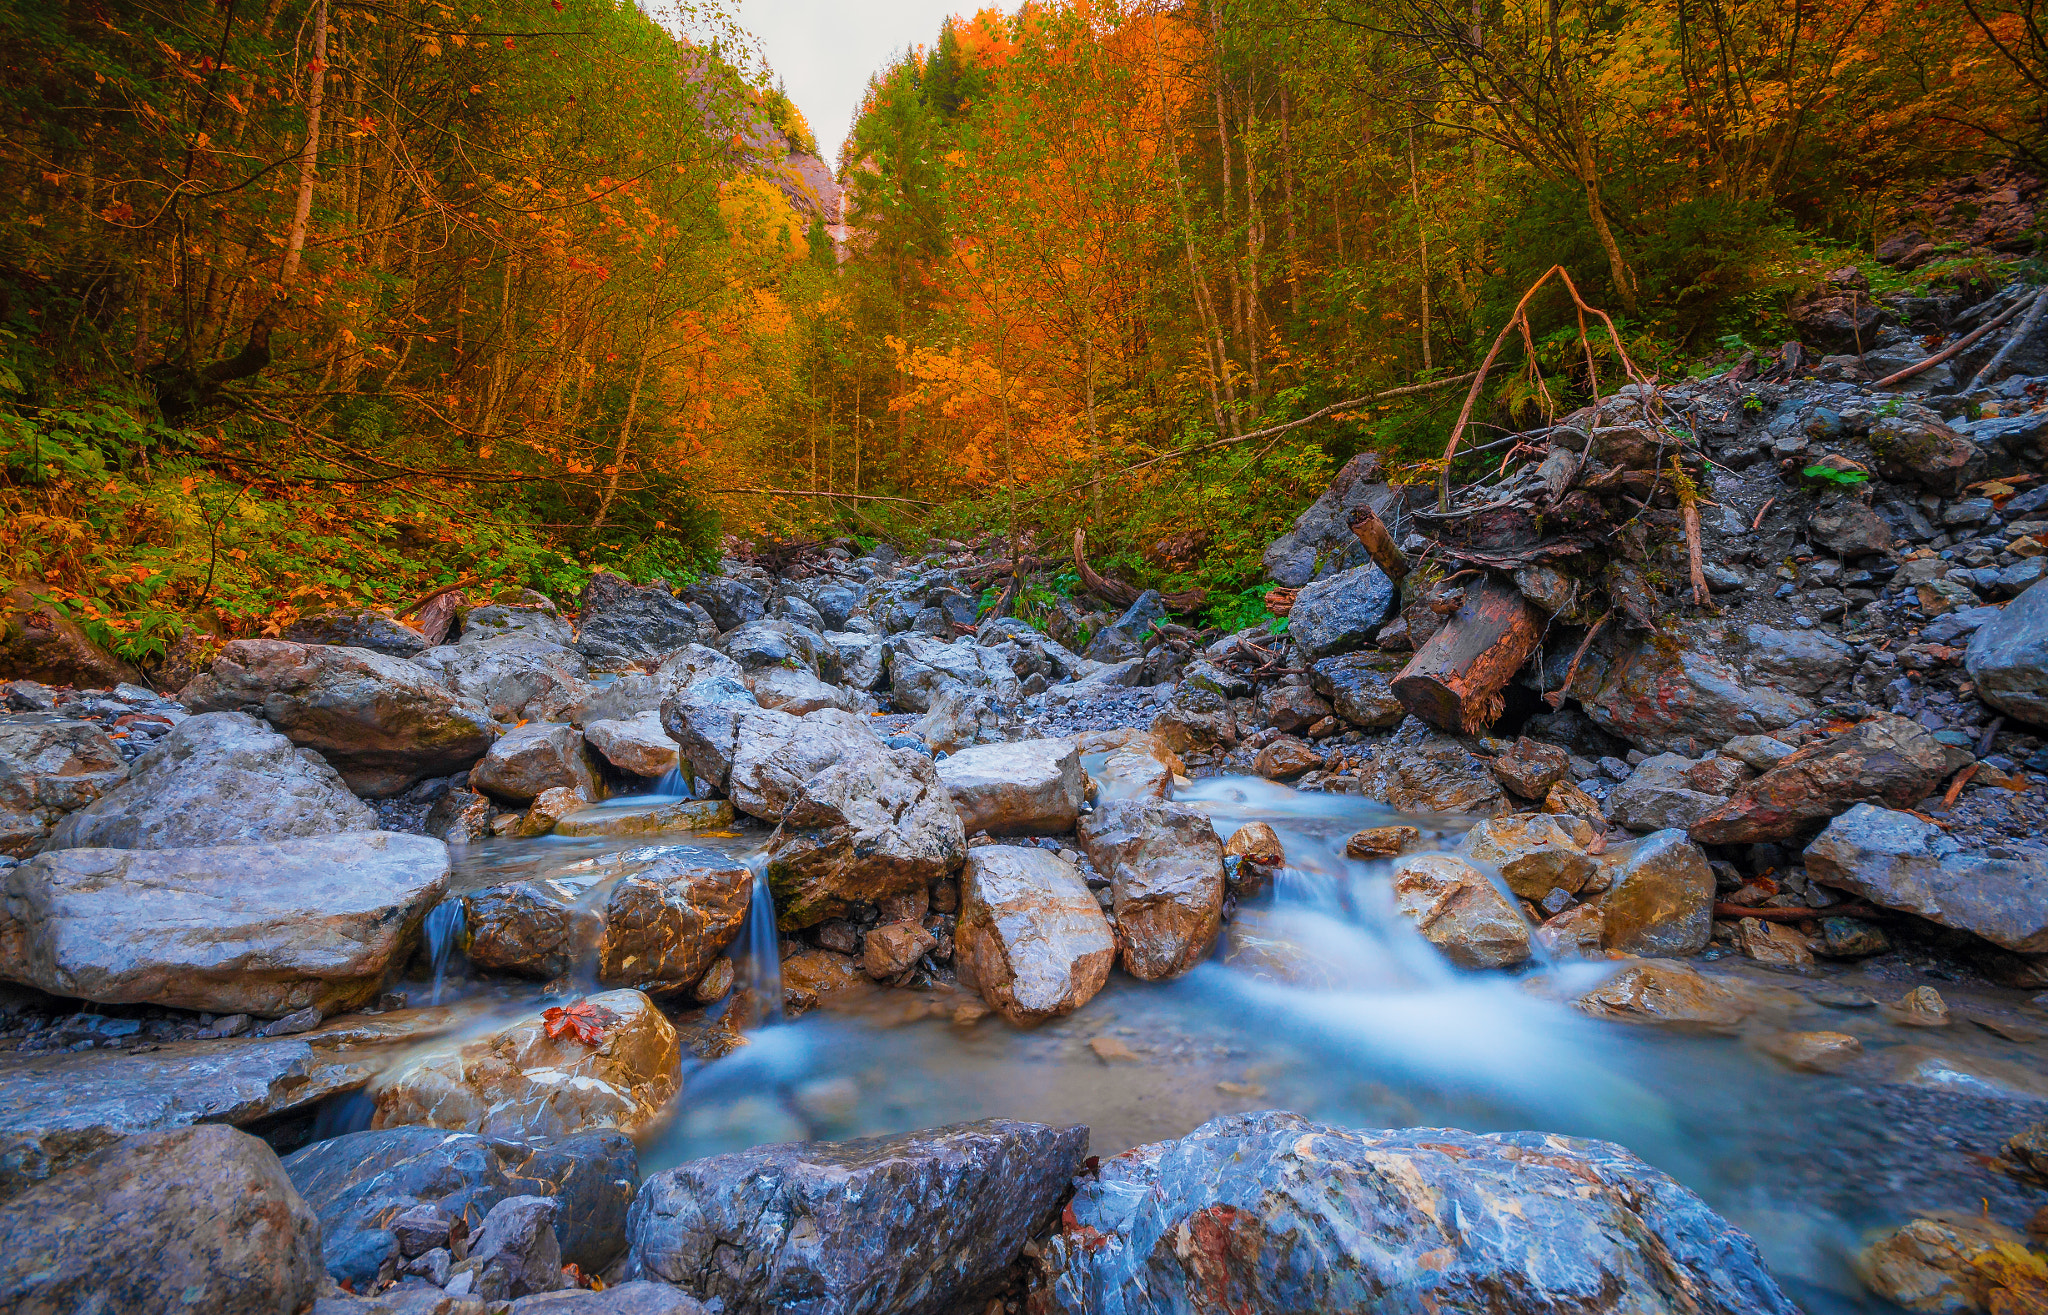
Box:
542, 1001, 613, 1046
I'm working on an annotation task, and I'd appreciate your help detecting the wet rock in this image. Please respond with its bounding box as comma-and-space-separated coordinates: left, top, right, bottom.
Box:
2, 831, 447, 1015
889, 633, 1022, 712
1968, 580, 2048, 725
578, 572, 717, 665
1818, 916, 1893, 958
1252, 736, 1320, 780
1544, 779, 1608, 825
0, 713, 127, 856
0, 1034, 371, 1197
285, 609, 430, 658
660, 675, 779, 794
682, 577, 764, 633
581, 712, 680, 778
1392, 853, 1532, 969
1262, 454, 1412, 587
748, 664, 849, 715
1870, 416, 1988, 496
1149, 686, 1238, 754
1886, 985, 1954, 1027
863, 920, 937, 980
181, 639, 499, 797
751, 713, 966, 928
780, 947, 864, 1005
516, 785, 583, 838
471, 723, 601, 805
1084, 591, 1167, 663
956, 846, 1115, 1026
936, 738, 1084, 836
1082, 730, 1177, 801
467, 1194, 567, 1298
1736, 918, 1816, 969
1224, 822, 1284, 868
0, 587, 144, 688
286, 1127, 636, 1290
416, 637, 593, 725
1079, 799, 1226, 981
1535, 901, 1605, 958
1574, 960, 1754, 1030
1309, 653, 1406, 730
1457, 813, 1593, 898
1287, 563, 1399, 661
1606, 753, 1731, 833
628, 1119, 1088, 1315
1691, 715, 1972, 844
1758, 1030, 1862, 1072
551, 799, 733, 840
0, 1124, 322, 1314
46, 710, 375, 850
1352, 722, 1506, 814
461, 600, 576, 647
1858, 1213, 2035, 1314
1488, 736, 1572, 800
372, 989, 680, 1139
1344, 825, 1419, 858
1598, 830, 1715, 957
1809, 492, 1897, 557
1038, 1110, 1798, 1315
1572, 627, 1812, 755
1805, 804, 2048, 951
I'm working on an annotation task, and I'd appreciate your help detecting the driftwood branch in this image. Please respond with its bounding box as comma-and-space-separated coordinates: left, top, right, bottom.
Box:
1966, 285, 2048, 390
1872, 297, 2030, 387
1348, 506, 1410, 582
396, 575, 485, 619
1713, 903, 1883, 922
1071, 529, 1207, 612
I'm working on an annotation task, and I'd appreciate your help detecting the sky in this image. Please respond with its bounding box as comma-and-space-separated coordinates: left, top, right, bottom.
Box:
734, 0, 1007, 166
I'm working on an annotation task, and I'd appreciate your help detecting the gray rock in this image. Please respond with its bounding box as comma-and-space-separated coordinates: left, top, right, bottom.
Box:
1078, 799, 1226, 980
1723, 735, 1797, 770
749, 664, 850, 715
937, 739, 1084, 836
1808, 492, 1896, 557
1309, 653, 1406, 729
0, 1035, 369, 1198
1605, 754, 1731, 832
887, 634, 1021, 713
628, 1120, 1088, 1315
0, 713, 126, 857
461, 603, 576, 647
180, 640, 499, 797
1806, 803, 2048, 952
659, 676, 778, 795
510, 1282, 709, 1314
415, 637, 593, 725
801, 582, 862, 631
578, 573, 717, 665
582, 711, 680, 778
0, 1125, 323, 1315
1287, 563, 1399, 661
957, 846, 1115, 1025
823, 631, 887, 691
285, 1126, 636, 1290
1741, 623, 1855, 696
1084, 591, 1167, 663
718, 619, 828, 677
1038, 1112, 1797, 1315
1968, 580, 2048, 724
576, 644, 744, 726
1923, 604, 2003, 644
1571, 626, 1813, 755
1263, 454, 1414, 587
285, 610, 430, 658
1149, 685, 1238, 754
46, 711, 375, 850
471, 1194, 567, 1298
0, 831, 448, 1015
682, 577, 765, 633
471, 723, 600, 804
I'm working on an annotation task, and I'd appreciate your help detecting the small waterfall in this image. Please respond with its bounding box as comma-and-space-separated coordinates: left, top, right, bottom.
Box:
423, 900, 466, 1005
651, 765, 694, 798
739, 867, 782, 1026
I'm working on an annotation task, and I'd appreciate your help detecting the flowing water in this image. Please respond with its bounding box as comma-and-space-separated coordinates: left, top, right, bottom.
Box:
415, 771, 2048, 1313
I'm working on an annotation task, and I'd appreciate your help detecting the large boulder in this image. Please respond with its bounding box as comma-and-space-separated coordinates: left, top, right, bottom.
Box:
1568, 626, 1812, 755
283, 609, 429, 658
180, 639, 498, 796
1806, 803, 2048, 951
628, 1120, 1089, 1315
0, 1125, 323, 1315
0, 586, 143, 687
1085, 591, 1168, 663
1038, 1111, 1797, 1315
1870, 415, 1988, 496
1599, 829, 1715, 957
1968, 579, 2048, 725
1077, 798, 1225, 980
0, 713, 126, 856
0, 831, 447, 1016
1391, 854, 1532, 969
1310, 653, 1406, 729
1352, 721, 1506, 814
575, 644, 741, 726
285, 1126, 636, 1290
1261, 453, 1414, 587
1606, 753, 1733, 833
1690, 714, 1971, 843
737, 712, 965, 928
1287, 562, 1399, 660
749, 664, 852, 715
582, 711, 681, 778
372, 989, 680, 1140
464, 853, 750, 994
45, 710, 375, 850
460, 601, 576, 647
415, 636, 593, 724
888, 634, 1022, 713
660, 675, 783, 795
471, 722, 601, 805
937, 738, 1084, 836
682, 576, 765, 633
956, 846, 1116, 1026
1740, 623, 1856, 697
577, 572, 717, 665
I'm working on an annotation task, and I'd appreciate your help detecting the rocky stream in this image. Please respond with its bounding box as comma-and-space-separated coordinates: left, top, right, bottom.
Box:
7, 278, 2048, 1314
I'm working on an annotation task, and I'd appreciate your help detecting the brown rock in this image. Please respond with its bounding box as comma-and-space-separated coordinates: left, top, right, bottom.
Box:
473, 723, 600, 806
1683, 755, 1754, 796
1543, 779, 1607, 825
0, 588, 143, 688
1079, 799, 1226, 981
780, 948, 865, 1004
1599, 830, 1716, 958
1261, 686, 1333, 734
1488, 737, 1571, 800
1870, 416, 1988, 497
1885, 985, 1952, 1027
693, 956, 734, 1003
1574, 960, 1753, 1031
1345, 825, 1420, 859
1534, 900, 1605, 958
863, 920, 937, 980
1858, 1214, 2030, 1314
1391, 854, 1532, 970
955, 846, 1115, 1026
1088, 1036, 1139, 1063
1757, 1030, 1861, 1073
1253, 737, 1321, 780
515, 785, 584, 838
1458, 813, 1594, 898
1736, 917, 1815, 970
1690, 715, 1973, 844
596, 858, 752, 996
1224, 822, 1284, 868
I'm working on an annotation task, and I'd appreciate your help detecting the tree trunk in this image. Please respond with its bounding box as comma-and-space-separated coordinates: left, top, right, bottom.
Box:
592, 342, 650, 532
280, 0, 327, 286
1580, 168, 1636, 315
1407, 126, 1433, 371
1393, 577, 1542, 735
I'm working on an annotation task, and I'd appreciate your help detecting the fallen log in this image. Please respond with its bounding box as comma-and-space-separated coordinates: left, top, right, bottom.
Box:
1392, 575, 1543, 735
1347, 506, 1409, 582
1872, 296, 2029, 388
1967, 284, 2048, 390
1071, 528, 1206, 613
1712, 903, 1883, 923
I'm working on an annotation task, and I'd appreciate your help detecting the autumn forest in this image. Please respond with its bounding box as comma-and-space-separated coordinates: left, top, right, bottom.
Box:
0, 0, 2039, 657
